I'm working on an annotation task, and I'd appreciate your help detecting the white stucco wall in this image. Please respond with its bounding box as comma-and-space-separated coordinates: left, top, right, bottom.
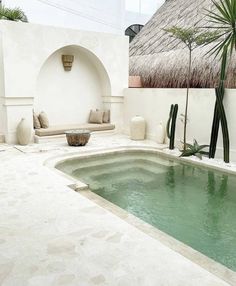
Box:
35, 46, 105, 126
0, 21, 128, 99
124, 88, 236, 161
0, 21, 129, 143
0, 29, 5, 141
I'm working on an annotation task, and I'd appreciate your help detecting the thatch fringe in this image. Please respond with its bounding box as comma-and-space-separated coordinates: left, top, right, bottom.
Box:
128, 0, 236, 88
130, 0, 215, 57
130, 46, 236, 88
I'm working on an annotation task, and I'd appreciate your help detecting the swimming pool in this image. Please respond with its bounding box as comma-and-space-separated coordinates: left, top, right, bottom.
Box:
56, 150, 236, 272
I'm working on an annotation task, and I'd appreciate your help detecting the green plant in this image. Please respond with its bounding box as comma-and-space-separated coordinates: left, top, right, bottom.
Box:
205, 0, 236, 57
209, 48, 229, 161
165, 27, 216, 151
205, 0, 235, 163
0, 6, 28, 22
166, 104, 174, 139
180, 139, 209, 159
166, 104, 178, 150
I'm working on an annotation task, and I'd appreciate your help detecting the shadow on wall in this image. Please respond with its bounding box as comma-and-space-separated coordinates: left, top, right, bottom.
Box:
34, 45, 111, 126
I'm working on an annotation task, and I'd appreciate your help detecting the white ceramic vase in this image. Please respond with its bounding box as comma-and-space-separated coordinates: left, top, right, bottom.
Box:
130, 115, 146, 140
17, 118, 32, 145
156, 121, 165, 144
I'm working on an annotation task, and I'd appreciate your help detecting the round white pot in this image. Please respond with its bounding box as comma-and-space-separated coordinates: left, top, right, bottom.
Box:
130, 115, 146, 140
17, 118, 32, 145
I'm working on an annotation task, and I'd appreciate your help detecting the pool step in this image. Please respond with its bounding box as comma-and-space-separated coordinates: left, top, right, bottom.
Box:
73, 158, 139, 174
71, 159, 169, 179
57, 153, 177, 175
57, 155, 136, 174
84, 166, 165, 193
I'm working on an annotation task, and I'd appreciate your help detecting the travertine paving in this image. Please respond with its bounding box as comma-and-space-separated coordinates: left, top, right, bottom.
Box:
0, 134, 233, 286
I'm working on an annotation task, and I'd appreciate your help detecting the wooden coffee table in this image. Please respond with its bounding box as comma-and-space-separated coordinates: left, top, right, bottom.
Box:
65, 130, 91, 146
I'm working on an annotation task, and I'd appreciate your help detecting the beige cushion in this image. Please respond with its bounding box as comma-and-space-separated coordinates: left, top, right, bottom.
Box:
39, 111, 49, 128
96, 109, 110, 123
89, 110, 103, 124
35, 123, 115, 136
103, 110, 110, 123
33, 112, 41, 129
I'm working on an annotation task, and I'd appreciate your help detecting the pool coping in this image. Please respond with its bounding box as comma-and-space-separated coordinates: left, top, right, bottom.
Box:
45, 146, 236, 286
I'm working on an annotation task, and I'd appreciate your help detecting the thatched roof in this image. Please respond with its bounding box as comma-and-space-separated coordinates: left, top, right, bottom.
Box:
129, 0, 236, 88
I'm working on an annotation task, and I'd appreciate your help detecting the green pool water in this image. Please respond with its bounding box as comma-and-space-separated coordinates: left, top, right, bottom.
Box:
56, 151, 236, 271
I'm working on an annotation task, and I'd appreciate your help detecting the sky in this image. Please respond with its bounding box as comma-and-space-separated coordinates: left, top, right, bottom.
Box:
3, 0, 165, 16
126, 0, 165, 14
2, 0, 165, 34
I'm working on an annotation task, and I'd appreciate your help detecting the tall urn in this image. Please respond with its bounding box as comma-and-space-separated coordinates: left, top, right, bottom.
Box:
17, 118, 32, 145
130, 116, 146, 140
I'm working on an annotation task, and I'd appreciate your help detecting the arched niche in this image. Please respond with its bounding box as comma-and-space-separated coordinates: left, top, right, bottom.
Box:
34, 45, 111, 126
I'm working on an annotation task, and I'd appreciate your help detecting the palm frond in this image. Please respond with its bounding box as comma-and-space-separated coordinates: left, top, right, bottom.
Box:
205, 0, 236, 58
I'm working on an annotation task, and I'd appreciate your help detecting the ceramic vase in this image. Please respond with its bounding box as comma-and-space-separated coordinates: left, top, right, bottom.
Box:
130, 115, 146, 140
156, 121, 165, 144
17, 118, 32, 145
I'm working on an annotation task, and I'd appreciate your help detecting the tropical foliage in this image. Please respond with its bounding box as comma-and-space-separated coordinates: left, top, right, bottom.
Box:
205, 0, 236, 57
180, 139, 209, 160
0, 6, 28, 22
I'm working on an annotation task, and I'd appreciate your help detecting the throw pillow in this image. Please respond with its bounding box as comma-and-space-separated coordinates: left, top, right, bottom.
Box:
89, 110, 103, 124
39, 111, 49, 128
103, 110, 110, 123
96, 109, 110, 123
33, 112, 41, 129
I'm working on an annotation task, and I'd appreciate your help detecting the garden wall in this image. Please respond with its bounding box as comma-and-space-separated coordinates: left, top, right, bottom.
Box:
35, 46, 104, 126
0, 31, 4, 143
123, 88, 236, 161
0, 21, 128, 143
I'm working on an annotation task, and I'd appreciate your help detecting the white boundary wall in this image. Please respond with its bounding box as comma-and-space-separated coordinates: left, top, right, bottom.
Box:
124, 88, 236, 161
0, 21, 129, 143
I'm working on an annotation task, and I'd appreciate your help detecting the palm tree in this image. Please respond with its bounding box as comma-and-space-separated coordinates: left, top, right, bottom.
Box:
165, 27, 215, 150
206, 0, 236, 57
0, 6, 28, 22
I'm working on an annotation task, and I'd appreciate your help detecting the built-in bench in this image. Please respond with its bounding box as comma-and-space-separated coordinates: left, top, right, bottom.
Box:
35, 123, 115, 137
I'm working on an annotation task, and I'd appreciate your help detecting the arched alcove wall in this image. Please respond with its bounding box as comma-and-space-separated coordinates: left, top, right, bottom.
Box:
35, 45, 111, 126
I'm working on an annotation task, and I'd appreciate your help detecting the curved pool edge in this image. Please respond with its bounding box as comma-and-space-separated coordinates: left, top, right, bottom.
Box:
44, 146, 236, 285
45, 145, 236, 178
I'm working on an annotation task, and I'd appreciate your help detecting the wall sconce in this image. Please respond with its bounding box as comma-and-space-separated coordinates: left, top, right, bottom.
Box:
62, 55, 74, 71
